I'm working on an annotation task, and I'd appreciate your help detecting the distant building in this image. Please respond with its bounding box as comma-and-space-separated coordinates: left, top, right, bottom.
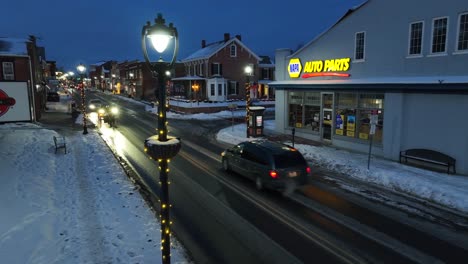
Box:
0, 36, 48, 121
173, 33, 275, 102
271, 0, 468, 174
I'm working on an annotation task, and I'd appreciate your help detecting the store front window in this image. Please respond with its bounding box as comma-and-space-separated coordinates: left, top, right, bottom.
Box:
288, 92, 321, 132
334, 92, 384, 143
288, 92, 304, 127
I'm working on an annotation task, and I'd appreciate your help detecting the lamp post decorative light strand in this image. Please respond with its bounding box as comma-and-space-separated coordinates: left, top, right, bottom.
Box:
245, 65, 253, 138
77, 63, 88, 135
141, 13, 180, 264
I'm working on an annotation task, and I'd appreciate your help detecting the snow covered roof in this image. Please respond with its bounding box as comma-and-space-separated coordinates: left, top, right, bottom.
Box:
0, 37, 29, 56
171, 75, 206, 81
289, 0, 369, 57
182, 37, 261, 62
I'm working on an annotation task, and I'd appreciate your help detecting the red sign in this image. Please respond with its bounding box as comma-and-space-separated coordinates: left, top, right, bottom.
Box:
0, 89, 16, 117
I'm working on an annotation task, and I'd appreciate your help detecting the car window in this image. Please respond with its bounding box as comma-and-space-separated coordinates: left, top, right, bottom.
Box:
273, 151, 307, 168
242, 145, 268, 165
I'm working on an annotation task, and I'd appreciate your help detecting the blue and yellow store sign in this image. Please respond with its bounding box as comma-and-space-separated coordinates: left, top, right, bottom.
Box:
288, 57, 351, 78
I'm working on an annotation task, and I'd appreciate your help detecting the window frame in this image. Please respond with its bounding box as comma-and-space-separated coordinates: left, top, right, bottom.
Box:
354, 31, 366, 61
230, 44, 237, 57
212, 63, 221, 76
430, 16, 449, 55
455, 12, 468, 53
2, 61, 15, 80
407, 21, 424, 57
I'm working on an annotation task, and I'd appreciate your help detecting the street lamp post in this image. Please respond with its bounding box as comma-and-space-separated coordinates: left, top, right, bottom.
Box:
245, 65, 253, 138
141, 13, 180, 264
77, 63, 88, 135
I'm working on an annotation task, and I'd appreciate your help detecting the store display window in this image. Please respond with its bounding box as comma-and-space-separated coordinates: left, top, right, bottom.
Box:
335, 92, 384, 143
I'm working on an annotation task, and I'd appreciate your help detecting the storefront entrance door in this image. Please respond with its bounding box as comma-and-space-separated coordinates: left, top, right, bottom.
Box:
321, 93, 334, 141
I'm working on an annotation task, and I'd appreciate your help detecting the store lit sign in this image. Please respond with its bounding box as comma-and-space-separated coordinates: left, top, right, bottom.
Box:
288, 58, 302, 78
288, 57, 351, 78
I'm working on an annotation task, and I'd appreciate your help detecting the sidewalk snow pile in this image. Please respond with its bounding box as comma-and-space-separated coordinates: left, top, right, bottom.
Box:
0, 122, 191, 264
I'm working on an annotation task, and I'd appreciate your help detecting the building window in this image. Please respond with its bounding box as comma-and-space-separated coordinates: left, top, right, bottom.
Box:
431, 17, 448, 54
230, 44, 237, 57
2, 62, 14, 80
303, 92, 321, 132
210, 84, 215, 96
218, 83, 222, 96
409, 21, 424, 55
211, 63, 222, 76
457, 12, 468, 52
354, 31, 365, 61
229, 81, 238, 95
334, 93, 384, 143
261, 68, 270, 80
288, 92, 304, 127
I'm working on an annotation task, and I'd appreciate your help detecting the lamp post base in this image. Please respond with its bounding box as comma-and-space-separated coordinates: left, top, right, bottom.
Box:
83, 127, 88, 134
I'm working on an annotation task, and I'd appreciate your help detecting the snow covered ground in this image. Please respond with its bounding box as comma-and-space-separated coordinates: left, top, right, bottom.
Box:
0, 120, 191, 263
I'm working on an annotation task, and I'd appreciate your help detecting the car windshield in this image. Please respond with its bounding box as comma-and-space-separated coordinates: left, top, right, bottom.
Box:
273, 151, 307, 168
90, 100, 102, 104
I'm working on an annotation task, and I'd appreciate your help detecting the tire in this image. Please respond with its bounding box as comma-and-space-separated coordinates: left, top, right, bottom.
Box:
255, 176, 264, 191
222, 158, 230, 171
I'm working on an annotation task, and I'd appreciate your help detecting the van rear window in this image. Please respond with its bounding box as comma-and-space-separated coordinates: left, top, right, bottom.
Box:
273, 152, 306, 168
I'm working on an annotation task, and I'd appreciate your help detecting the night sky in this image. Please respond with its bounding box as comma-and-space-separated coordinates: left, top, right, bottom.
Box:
2, 0, 364, 72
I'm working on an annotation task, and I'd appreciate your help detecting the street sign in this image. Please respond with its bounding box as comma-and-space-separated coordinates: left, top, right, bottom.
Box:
370, 124, 376, 135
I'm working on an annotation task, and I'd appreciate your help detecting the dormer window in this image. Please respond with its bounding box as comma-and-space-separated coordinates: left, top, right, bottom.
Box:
230, 44, 237, 57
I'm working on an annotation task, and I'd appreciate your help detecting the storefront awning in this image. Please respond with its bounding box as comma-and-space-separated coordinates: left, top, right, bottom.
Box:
269, 76, 468, 92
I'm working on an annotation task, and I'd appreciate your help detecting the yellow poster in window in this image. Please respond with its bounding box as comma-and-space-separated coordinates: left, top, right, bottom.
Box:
347, 115, 355, 131
359, 133, 369, 140
346, 130, 355, 137
336, 129, 343, 135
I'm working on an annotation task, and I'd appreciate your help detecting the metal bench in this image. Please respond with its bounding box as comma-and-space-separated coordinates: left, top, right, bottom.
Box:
399, 148, 455, 174
53, 136, 67, 154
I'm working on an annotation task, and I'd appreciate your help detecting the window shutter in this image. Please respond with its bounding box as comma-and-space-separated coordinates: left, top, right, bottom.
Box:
211, 63, 215, 75
220, 64, 223, 75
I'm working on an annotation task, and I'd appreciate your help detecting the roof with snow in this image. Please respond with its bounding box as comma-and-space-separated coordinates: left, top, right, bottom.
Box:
182, 37, 261, 62
0, 37, 29, 56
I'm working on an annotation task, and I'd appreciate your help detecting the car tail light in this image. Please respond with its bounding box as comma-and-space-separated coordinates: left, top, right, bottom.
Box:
306, 167, 311, 174
269, 170, 278, 178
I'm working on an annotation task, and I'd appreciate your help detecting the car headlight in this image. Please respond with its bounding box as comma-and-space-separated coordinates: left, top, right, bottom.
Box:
110, 107, 118, 114
89, 104, 95, 109
98, 108, 105, 114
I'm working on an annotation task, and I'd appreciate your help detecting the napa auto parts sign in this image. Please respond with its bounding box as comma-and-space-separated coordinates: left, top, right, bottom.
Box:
0, 82, 32, 122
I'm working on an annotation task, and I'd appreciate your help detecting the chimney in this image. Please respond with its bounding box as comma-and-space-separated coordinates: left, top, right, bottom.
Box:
224, 33, 230, 42
201, 40, 206, 48
235, 35, 242, 41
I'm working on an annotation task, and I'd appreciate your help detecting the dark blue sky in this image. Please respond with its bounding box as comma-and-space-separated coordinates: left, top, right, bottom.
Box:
3, 0, 364, 72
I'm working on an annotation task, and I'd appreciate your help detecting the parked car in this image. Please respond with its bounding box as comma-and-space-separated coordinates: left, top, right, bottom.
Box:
88, 99, 103, 112
47, 92, 60, 102
221, 140, 310, 192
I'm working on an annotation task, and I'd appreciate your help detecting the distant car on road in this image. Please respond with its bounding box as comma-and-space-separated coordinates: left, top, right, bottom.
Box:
221, 140, 310, 193
47, 92, 60, 102
88, 99, 103, 112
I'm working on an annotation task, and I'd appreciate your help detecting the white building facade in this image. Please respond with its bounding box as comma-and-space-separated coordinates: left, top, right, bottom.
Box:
270, 0, 468, 174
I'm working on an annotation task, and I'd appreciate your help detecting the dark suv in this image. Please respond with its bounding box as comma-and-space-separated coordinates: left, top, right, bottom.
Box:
221, 140, 310, 192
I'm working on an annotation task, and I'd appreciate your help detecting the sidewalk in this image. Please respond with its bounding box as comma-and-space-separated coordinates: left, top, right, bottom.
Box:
0, 107, 190, 263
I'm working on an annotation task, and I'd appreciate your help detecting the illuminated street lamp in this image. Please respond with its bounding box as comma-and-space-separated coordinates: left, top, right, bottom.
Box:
77, 63, 88, 135
245, 65, 253, 138
141, 13, 180, 264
